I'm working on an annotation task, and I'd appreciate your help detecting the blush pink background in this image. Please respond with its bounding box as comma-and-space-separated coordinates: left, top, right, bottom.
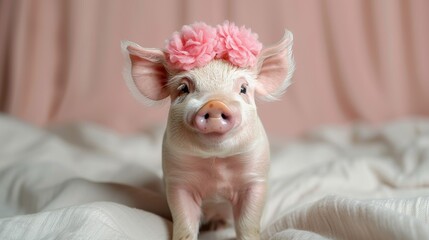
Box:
1, 0, 428, 138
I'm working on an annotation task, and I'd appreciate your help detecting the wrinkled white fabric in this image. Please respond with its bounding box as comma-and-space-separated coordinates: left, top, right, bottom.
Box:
0, 202, 172, 240
0, 114, 428, 239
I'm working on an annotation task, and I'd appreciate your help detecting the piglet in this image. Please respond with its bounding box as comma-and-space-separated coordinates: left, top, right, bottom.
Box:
122, 22, 294, 240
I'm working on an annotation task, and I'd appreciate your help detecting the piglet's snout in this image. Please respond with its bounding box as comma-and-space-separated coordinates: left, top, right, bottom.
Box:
194, 100, 235, 134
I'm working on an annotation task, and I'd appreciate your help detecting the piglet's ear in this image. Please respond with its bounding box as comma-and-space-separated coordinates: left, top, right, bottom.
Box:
121, 41, 170, 104
255, 30, 295, 101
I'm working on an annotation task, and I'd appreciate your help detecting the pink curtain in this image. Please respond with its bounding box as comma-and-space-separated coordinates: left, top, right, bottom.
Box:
1, 0, 428, 137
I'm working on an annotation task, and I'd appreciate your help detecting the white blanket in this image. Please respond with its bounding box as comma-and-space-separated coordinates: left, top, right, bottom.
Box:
0, 114, 428, 239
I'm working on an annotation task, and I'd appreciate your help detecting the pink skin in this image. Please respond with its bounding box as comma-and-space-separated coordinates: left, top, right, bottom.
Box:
122, 30, 294, 240
163, 144, 270, 240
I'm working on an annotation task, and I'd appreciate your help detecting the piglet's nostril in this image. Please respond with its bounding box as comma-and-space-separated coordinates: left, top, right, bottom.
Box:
221, 114, 228, 119
204, 113, 210, 119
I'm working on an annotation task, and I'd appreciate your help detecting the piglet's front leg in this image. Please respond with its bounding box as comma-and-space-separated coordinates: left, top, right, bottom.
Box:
233, 183, 267, 240
167, 187, 201, 240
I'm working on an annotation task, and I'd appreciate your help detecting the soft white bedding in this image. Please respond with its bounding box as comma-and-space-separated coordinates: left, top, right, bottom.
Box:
0, 114, 428, 239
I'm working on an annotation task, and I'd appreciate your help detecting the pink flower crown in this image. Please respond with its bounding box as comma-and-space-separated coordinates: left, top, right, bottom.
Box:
165, 21, 263, 71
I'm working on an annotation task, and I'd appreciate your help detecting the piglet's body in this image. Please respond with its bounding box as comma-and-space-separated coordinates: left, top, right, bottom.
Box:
122, 22, 294, 240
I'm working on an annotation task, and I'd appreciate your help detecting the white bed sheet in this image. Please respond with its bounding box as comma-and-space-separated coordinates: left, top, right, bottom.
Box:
0, 114, 428, 239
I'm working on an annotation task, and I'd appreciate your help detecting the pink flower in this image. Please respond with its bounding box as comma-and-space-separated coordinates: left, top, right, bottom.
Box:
165, 22, 217, 71
165, 21, 263, 70
215, 21, 262, 68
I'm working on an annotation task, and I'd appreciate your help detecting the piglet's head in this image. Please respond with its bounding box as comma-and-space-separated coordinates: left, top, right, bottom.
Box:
122, 22, 294, 153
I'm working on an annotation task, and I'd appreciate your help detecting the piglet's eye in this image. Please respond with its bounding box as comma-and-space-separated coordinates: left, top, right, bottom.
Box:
240, 85, 247, 94
178, 83, 189, 94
